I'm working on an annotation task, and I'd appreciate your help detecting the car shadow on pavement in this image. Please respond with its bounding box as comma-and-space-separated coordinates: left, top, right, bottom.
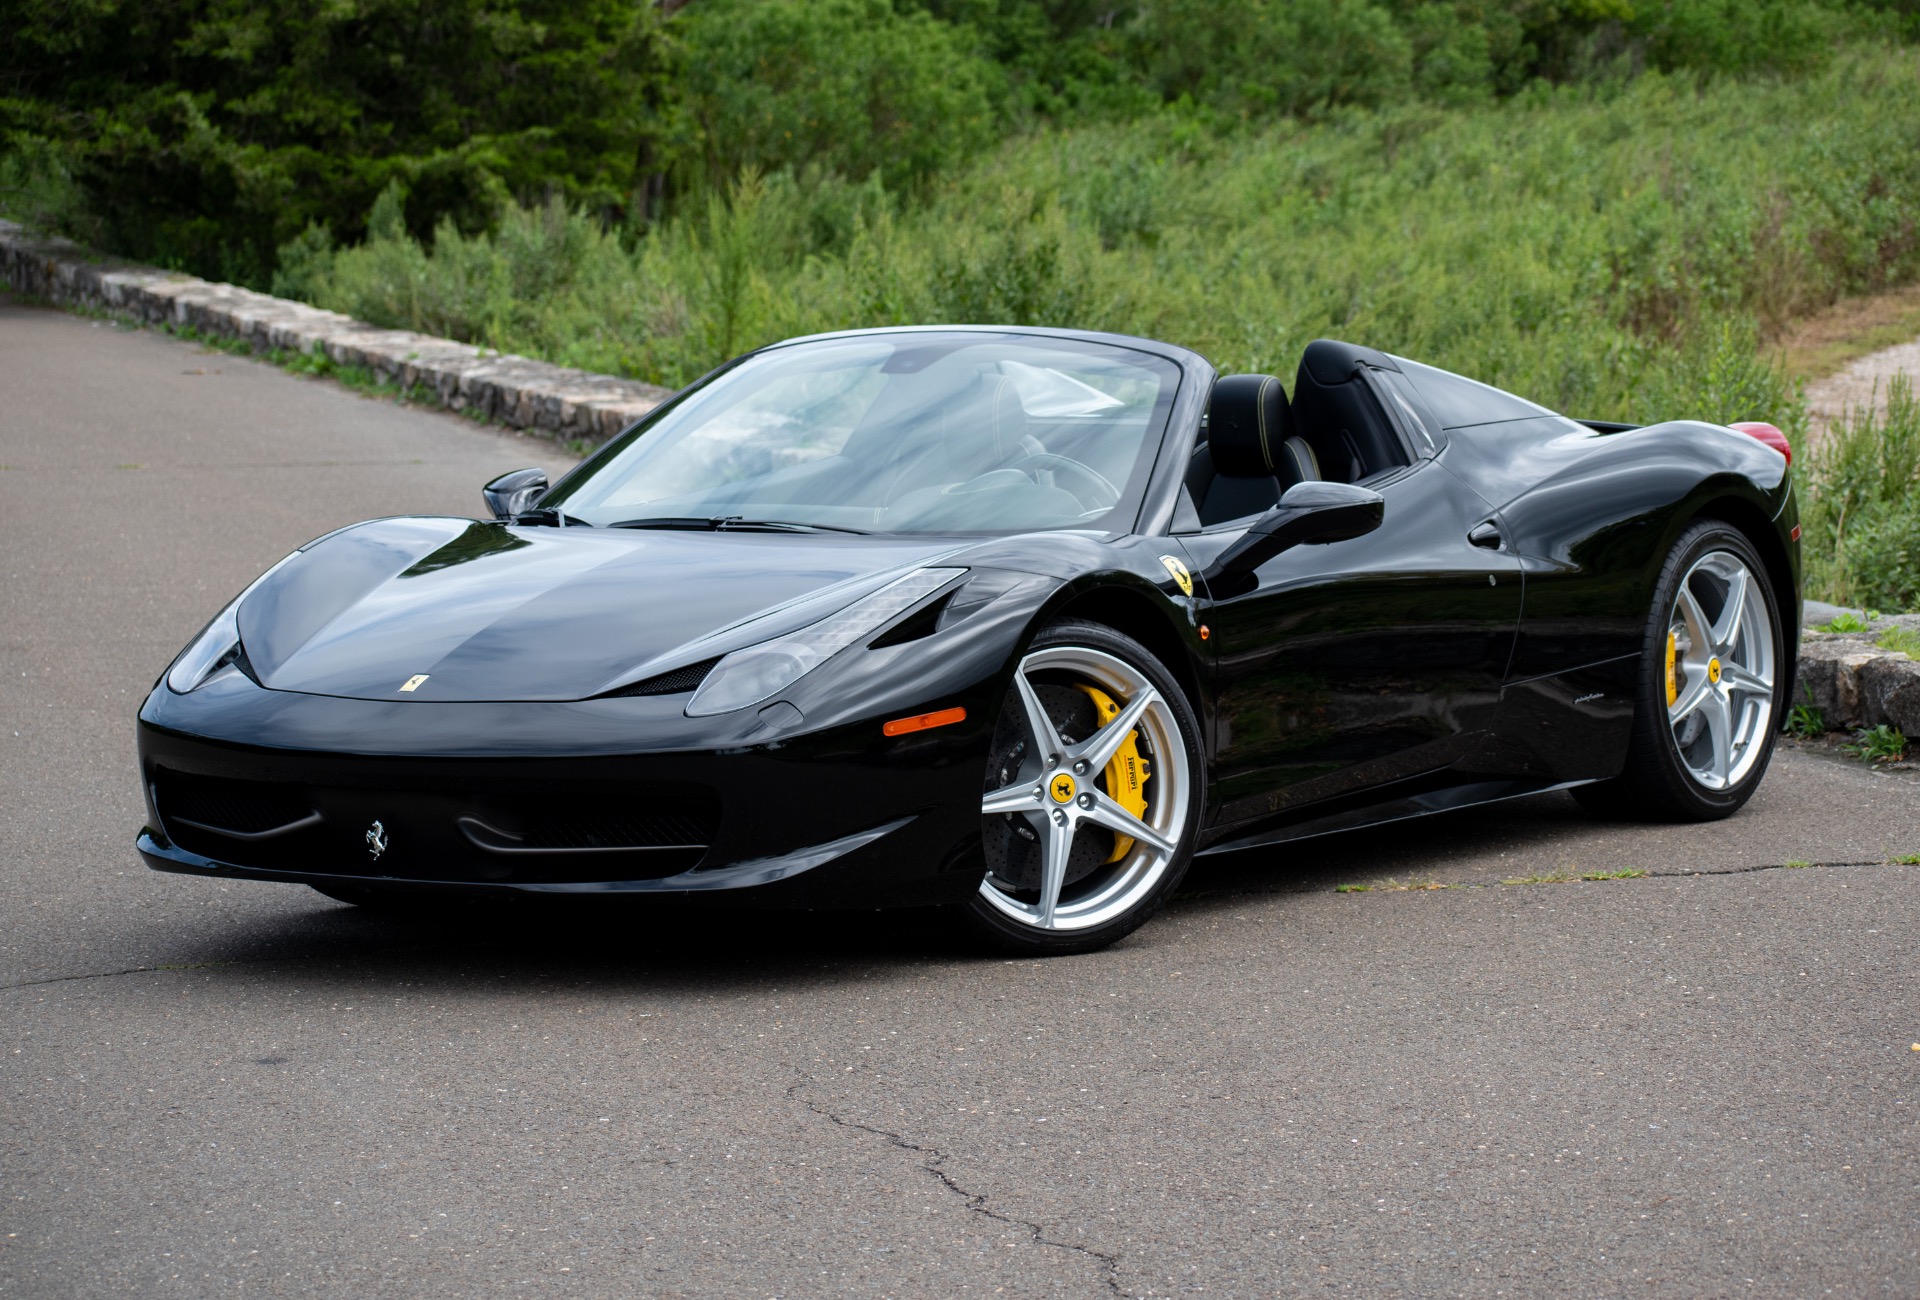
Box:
97, 789, 1622, 998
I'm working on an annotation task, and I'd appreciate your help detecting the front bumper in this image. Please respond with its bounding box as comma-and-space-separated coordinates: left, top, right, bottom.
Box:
135, 678, 998, 908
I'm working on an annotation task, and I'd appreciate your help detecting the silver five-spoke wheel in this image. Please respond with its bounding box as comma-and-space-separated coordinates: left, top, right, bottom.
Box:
1574, 521, 1783, 823
1665, 550, 1775, 791
968, 622, 1199, 952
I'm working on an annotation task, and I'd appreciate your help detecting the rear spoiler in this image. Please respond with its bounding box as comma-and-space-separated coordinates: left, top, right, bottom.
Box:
1577, 419, 1641, 434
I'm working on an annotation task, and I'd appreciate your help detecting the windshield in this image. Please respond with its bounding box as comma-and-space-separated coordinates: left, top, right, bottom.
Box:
543, 332, 1181, 534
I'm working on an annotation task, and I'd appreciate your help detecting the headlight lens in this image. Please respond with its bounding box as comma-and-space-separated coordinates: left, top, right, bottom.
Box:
164, 552, 299, 694
165, 601, 244, 694
686, 567, 966, 716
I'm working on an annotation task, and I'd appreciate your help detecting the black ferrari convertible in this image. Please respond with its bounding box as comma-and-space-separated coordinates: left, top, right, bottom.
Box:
138, 327, 1799, 952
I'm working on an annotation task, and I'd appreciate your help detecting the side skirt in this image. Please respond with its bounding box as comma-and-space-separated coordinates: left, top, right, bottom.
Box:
1196, 776, 1593, 856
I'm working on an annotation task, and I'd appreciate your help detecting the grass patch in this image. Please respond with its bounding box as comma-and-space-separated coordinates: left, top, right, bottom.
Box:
1815, 611, 1873, 633
1579, 868, 1649, 881
1801, 375, 1920, 611
1784, 858, 1815, 868
1894, 853, 1920, 865
1334, 883, 1372, 893
1373, 875, 1450, 891
1879, 626, 1920, 657
1787, 701, 1828, 738
1501, 871, 1574, 885
1844, 724, 1909, 764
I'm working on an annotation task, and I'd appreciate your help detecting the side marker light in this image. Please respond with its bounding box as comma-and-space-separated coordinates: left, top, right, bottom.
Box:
1199, 625, 1211, 641
1790, 524, 1801, 542
883, 706, 966, 737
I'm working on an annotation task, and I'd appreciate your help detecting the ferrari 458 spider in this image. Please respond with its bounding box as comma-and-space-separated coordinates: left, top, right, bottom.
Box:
138, 327, 1799, 952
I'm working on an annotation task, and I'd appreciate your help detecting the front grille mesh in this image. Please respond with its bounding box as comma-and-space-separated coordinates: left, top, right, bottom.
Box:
159, 772, 312, 835
153, 767, 721, 882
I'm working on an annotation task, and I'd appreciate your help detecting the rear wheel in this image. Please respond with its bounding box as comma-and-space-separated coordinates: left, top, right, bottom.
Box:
1574, 522, 1783, 821
963, 621, 1203, 955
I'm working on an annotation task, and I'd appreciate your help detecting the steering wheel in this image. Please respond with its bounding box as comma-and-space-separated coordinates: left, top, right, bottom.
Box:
1013, 450, 1121, 513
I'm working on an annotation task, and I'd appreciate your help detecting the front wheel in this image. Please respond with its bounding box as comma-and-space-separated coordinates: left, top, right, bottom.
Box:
1574, 521, 1784, 821
963, 620, 1203, 955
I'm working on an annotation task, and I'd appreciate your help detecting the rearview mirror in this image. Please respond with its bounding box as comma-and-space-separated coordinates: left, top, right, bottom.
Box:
1203, 480, 1386, 584
482, 467, 549, 521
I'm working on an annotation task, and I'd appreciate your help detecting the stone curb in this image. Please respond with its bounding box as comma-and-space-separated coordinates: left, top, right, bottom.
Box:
1798, 624, 1920, 736
0, 220, 673, 443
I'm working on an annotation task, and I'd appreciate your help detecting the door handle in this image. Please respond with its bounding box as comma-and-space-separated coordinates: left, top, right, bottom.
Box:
1467, 521, 1503, 550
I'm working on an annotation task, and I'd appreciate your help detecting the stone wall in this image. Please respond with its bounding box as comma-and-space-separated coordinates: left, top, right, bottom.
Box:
1797, 614, 1920, 736
0, 220, 672, 442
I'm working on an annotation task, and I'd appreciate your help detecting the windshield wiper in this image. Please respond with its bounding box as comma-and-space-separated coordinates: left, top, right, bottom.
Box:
607, 515, 868, 535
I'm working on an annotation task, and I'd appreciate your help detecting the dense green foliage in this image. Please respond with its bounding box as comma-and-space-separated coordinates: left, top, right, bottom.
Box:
1802, 377, 1920, 611
0, 0, 672, 282
278, 48, 1920, 431
5, 0, 1904, 287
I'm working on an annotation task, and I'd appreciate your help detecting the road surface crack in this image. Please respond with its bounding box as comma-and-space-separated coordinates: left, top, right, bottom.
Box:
0, 960, 234, 992
788, 1080, 1125, 1296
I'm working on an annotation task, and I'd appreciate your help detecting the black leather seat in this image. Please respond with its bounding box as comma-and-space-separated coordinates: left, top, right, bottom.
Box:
1290, 340, 1408, 483
1189, 374, 1321, 525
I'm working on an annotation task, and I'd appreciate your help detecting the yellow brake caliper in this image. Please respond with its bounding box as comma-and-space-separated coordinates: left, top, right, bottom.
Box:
1075, 684, 1151, 863
1665, 630, 1679, 707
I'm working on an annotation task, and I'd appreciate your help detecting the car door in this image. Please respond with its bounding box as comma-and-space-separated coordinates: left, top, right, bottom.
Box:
1174, 376, 1523, 835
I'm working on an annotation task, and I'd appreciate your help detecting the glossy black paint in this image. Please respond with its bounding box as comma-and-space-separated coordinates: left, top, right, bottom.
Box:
137, 327, 1799, 904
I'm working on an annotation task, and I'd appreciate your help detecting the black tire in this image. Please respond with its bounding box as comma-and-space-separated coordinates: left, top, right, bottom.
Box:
1572, 521, 1785, 822
961, 619, 1204, 955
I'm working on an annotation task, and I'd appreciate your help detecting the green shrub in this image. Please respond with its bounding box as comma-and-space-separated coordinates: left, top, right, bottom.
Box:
1135, 0, 1414, 117
674, 0, 1004, 193
1802, 376, 1920, 610
0, 0, 673, 283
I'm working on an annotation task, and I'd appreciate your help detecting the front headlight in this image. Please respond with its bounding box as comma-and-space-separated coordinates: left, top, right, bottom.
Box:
165, 601, 245, 694
164, 552, 299, 694
685, 567, 966, 716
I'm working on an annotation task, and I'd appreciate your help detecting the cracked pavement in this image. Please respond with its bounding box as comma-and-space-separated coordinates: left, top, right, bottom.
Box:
3, 298, 1919, 1297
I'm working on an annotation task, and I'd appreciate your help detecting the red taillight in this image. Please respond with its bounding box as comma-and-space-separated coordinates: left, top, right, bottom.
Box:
1730, 421, 1791, 466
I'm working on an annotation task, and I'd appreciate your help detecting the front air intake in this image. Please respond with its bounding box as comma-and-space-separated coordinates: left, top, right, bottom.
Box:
602, 657, 720, 698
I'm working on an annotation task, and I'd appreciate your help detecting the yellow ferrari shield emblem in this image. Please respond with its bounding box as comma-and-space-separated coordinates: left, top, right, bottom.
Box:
1158, 554, 1194, 597
399, 674, 430, 693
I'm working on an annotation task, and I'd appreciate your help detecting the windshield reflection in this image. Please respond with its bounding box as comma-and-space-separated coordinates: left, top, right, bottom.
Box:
545, 333, 1180, 535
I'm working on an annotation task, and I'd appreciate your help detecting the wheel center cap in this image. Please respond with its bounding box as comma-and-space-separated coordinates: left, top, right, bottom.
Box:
1708, 657, 1722, 685
1049, 773, 1078, 804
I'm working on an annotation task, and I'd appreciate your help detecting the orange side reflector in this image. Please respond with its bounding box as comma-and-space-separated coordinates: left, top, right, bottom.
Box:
883, 706, 967, 737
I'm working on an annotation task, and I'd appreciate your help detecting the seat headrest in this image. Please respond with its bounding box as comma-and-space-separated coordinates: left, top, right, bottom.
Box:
1206, 374, 1292, 478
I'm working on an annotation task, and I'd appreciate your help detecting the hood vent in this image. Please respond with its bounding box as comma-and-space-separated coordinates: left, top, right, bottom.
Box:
602, 657, 720, 699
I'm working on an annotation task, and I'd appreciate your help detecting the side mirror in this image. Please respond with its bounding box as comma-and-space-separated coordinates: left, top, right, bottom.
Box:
482, 468, 549, 521
1203, 480, 1385, 583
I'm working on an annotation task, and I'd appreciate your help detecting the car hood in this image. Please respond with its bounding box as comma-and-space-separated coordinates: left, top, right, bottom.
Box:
236, 517, 965, 702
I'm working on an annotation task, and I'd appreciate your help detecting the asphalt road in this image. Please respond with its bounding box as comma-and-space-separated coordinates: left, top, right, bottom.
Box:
3, 298, 1917, 1299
